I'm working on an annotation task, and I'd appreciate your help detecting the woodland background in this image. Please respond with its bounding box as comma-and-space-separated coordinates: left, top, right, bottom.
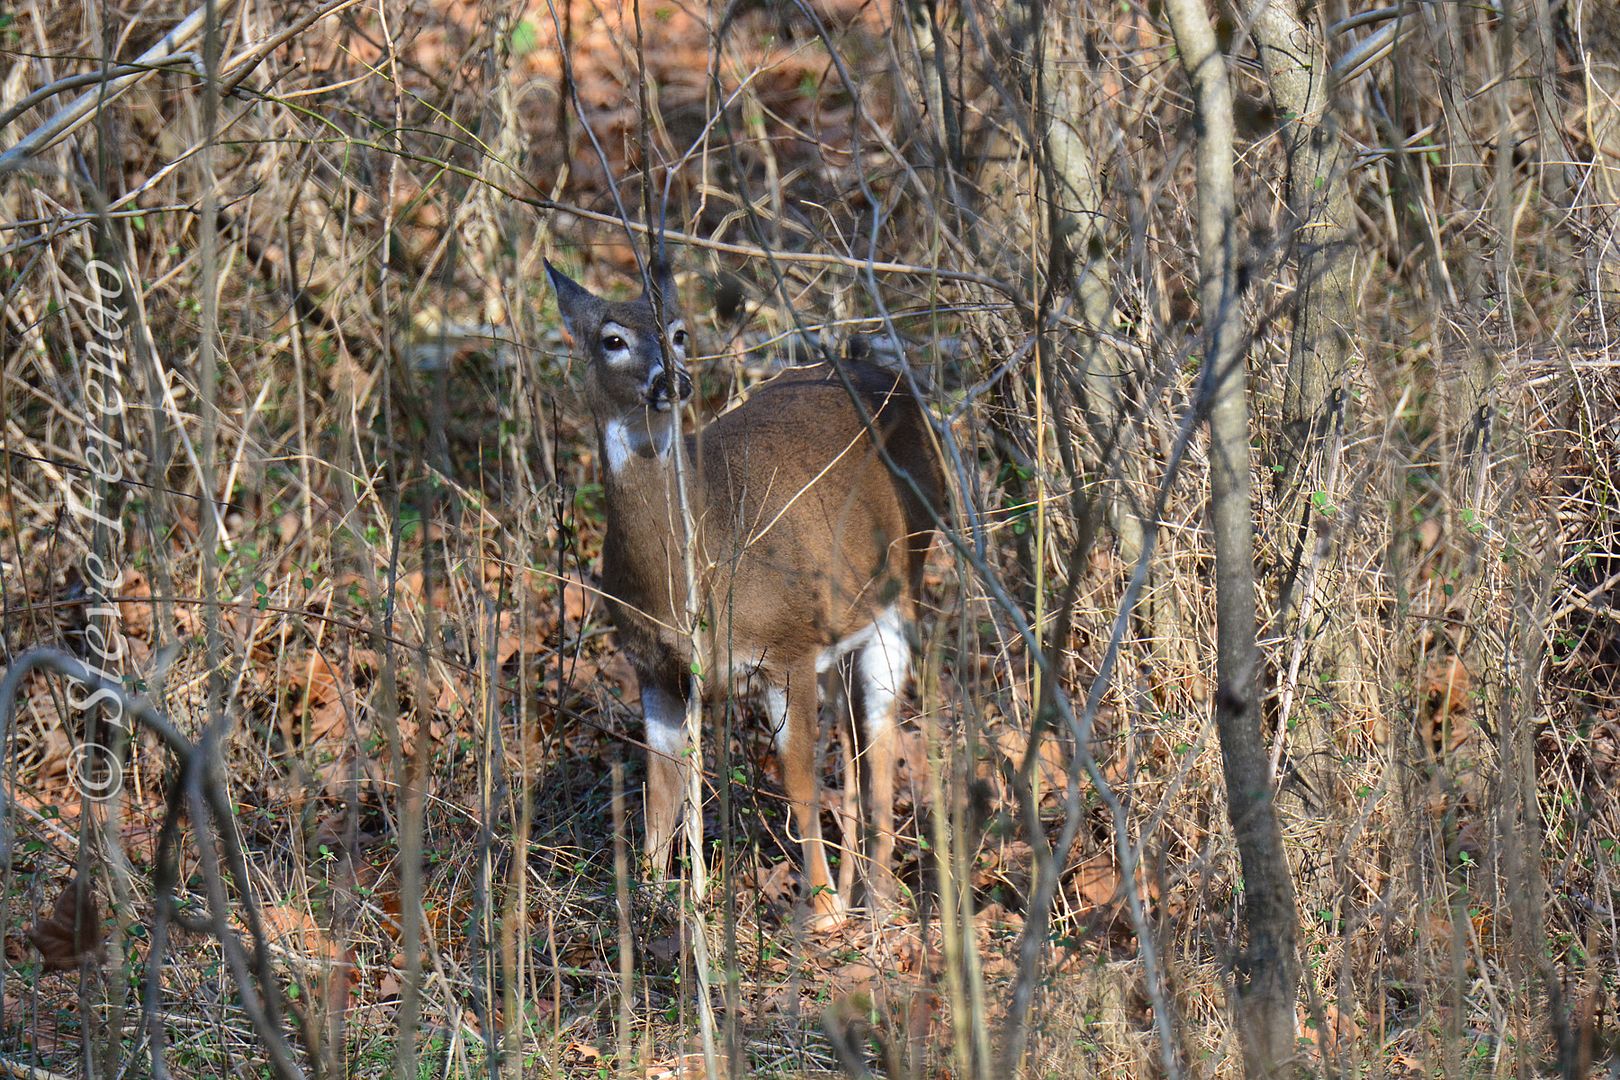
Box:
0, 0, 1617, 1077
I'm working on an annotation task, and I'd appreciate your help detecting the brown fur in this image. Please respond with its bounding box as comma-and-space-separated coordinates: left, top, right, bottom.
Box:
605, 363, 940, 688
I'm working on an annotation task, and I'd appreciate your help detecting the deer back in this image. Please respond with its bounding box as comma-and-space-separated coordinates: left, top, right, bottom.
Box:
689, 361, 942, 677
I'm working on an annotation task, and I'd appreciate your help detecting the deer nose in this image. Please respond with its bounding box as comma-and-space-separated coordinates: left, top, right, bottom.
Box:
646, 366, 693, 411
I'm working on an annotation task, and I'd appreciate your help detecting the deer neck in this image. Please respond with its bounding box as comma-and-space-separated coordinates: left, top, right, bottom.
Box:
598, 409, 678, 476
599, 409, 698, 495
597, 410, 705, 619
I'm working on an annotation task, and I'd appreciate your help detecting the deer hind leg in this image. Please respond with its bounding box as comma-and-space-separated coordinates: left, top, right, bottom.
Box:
856, 604, 909, 909
641, 682, 689, 882
768, 666, 845, 930
830, 663, 860, 904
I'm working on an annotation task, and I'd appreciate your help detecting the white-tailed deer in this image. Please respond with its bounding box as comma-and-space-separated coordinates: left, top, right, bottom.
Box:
547, 260, 943, 929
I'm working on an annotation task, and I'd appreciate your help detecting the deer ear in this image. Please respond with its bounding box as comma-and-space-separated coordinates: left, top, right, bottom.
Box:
546, 260, 593, 339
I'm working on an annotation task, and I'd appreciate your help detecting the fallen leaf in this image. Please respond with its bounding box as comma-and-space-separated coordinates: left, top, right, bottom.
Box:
494, 610, 551, 666
833, 960, 880, 988
1322, 1002, 1360, 1049
396, 570, 452, 611
1069, 854, 1121, 909
975, 902, 1024, 932
26, 877, 104, 972
307, 697, 347, 744
254, 903, 338, 964
558, 571, 595, 624
117, 570, 153, 640
278, 512, 303, 546
33, 727, 73, 786
646, 931, 682, 967
433, 674, 467, 715
892, 728, 931, 796
740, 861, 796, 907
597, 652, 638, 697
1420, 655, 1471, 756
288, 651, 347, 743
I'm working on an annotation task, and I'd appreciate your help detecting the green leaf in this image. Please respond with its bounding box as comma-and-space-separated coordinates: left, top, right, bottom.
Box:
510, 18, 539, 56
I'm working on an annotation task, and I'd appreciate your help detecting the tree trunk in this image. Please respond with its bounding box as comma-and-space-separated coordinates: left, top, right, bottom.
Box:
1250, 0, 1361, 827
1576, 1, 1620, 311
1162, 0, 1301, 1074
1250, 0, 1355, 487
1008, 0, 1145, 564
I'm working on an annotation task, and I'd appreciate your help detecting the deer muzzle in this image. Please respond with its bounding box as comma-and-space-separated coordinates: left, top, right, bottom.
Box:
646, 366, 694, 411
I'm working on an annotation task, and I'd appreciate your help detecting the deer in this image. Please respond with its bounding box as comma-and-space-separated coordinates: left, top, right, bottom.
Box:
547, 259, 944, 930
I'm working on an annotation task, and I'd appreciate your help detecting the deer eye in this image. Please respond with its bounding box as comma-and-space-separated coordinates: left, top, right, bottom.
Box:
601, 334, 627, 352
672, 328, 688, 348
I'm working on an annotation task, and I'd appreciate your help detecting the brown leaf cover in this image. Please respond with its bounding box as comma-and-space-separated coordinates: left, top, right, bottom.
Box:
24, 877, 104, 973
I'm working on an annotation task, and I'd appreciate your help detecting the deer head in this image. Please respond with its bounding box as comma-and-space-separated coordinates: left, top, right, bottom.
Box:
546, 260, 693, 471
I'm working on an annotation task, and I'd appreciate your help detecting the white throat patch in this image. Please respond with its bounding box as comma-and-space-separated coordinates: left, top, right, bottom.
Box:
602, 417, 673, 475
602, 419, 636, 474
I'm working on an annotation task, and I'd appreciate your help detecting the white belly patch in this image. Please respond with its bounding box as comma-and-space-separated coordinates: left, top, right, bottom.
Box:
815, 603, 901, 674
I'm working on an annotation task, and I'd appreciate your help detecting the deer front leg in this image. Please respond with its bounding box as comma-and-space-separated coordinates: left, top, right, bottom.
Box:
768, 667, 845, 931
641, 683, 688, 881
